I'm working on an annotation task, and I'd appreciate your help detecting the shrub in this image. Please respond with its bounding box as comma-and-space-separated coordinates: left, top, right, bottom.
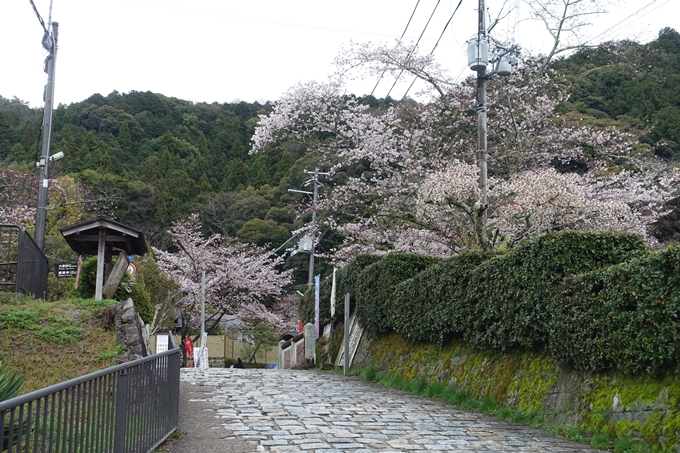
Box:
73, 256, 98, 299
355, 253, 439, 337
115, 281, 154, 324
461, 231, 645, 353
392, 250, 498, 345
300, 254, 381, 324
550, 245, 680, 376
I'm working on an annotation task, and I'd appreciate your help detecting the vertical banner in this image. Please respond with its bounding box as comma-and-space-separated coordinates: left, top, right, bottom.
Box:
315, 274, 320, 339
183, 337, 194, 367
330, 267, 337, 318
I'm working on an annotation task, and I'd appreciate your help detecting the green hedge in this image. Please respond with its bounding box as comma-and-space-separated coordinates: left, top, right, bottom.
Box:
461, 231, 645, 353
392, 251, 498, 345
355, 253, 440, 337
300, 255, 381, 325
550, 245, 680, 376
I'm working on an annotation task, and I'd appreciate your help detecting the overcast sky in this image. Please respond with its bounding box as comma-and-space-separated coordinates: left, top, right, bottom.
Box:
1, 0, 676, 108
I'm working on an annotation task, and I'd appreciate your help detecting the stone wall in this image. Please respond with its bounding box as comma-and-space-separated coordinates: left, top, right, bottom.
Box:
354, 332, 680, 451
113, 298, 149, 362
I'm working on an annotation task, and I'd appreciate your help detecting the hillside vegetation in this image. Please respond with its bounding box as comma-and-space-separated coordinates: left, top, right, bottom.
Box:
0, 296, 121, 394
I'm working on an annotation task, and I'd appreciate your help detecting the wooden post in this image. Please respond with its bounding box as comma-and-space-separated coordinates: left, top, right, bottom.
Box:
95, 229, 106, 300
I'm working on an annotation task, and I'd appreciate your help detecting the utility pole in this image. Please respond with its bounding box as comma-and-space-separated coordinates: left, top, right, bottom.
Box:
34, 21, 59, 251
475, 0, 488, 224
467, 0, 519, 237
307, 167, 320, 289
288, 167, 329, 289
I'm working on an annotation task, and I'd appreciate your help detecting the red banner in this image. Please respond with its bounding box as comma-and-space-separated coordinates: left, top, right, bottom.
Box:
183, 338, 194, 358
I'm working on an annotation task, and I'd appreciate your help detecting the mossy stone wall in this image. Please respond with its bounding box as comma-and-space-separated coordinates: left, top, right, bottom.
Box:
355, 332, 680, 451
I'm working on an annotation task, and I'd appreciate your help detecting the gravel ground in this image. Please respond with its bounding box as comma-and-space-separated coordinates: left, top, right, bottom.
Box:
159, 378, 256, 453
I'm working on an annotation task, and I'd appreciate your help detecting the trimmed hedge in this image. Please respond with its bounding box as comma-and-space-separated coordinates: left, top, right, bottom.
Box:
550, 245, 680, 376
392, 250, 498, 346
461, 231, 646, 353
354, 253, 440, 337
300, 254, 381, 325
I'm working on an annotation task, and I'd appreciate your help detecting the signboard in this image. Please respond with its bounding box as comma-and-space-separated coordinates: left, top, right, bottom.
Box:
195, 347, 209, 369
156, 333, 169, 353
56, 263, 78, 278
126, 263, 137, 276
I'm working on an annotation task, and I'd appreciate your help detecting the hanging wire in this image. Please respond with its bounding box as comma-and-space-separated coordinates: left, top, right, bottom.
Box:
383, 0, 442, 102
586, 0, 669, 45
370, 0, 422, 97
401, 0, 464, 100
28, 0, 49, 33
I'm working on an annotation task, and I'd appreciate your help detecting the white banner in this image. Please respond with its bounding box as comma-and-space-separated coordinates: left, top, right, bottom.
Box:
330, 267, 337, 318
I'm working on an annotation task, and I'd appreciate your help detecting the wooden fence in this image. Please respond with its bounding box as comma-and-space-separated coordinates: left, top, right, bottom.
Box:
150, 335, 278, 365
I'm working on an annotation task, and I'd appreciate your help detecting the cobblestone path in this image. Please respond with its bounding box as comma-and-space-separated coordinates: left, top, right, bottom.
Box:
180, 368, 603, 453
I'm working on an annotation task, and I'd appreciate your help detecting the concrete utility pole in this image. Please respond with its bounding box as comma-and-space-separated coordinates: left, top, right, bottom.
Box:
307, 167, 320, 289
475, 0, 488, 224
289, 168, 329, 289
35, 22, 59, 251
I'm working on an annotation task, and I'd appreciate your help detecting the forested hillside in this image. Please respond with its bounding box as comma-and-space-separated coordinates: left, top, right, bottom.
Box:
1, 29, 679, 288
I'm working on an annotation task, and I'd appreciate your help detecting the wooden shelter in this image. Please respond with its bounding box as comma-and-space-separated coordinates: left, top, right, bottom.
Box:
60, 216, 147, 300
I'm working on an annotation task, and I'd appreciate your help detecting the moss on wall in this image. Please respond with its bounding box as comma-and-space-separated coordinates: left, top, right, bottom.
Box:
357, 332, 680, 452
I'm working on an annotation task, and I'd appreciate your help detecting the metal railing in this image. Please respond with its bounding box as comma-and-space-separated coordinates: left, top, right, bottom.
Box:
0, 225, 48, 299
0, 336, 180, 453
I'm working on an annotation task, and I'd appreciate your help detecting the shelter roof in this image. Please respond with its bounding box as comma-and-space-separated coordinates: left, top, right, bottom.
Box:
59, 216, 147, 256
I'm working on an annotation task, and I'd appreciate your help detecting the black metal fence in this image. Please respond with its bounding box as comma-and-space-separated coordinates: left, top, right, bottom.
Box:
0, 224, 48, 299
0, 337, 180, 453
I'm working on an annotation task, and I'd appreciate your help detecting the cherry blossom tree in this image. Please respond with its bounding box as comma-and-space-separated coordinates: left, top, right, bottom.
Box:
523, 0, 621, 70
252, 42, 679, 260
153, 214, 294, 337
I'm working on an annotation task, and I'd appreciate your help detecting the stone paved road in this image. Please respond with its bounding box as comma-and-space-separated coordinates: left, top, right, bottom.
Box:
180, 368, 604, 453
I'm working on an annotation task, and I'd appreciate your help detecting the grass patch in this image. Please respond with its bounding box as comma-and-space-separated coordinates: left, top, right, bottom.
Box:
361, 365, 377, 381
0, 297, 120, 393
591, 432, 610, 449
565, 426, 583, 442
407, 377, 428, 395
97, 344, 126, 361
615, 436, 634, 452
75, 298, 117, 311
424, 381, 445, 398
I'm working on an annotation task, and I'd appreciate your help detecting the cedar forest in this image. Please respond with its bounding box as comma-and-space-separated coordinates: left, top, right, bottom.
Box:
1, 26, 679, 334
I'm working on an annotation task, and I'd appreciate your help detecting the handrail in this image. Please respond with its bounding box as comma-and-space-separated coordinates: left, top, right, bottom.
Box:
0, 348, 177, 412
0, 342, 180, 453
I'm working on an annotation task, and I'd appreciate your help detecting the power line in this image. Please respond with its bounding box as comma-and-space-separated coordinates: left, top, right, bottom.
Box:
28, 0, 49, 33
401, 0, 464, 100
383, 0, 442, 101
587, 0, 670, 45
118, 0, 400, 39
370, 0, 422, 97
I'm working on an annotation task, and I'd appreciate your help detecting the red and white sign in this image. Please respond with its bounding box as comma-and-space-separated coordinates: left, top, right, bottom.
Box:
127, 263, 137, 276
155, 334, 169, 353
183, 338, 194, 358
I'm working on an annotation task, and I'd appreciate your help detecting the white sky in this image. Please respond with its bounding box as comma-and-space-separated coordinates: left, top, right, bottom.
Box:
1, 0, 676, 108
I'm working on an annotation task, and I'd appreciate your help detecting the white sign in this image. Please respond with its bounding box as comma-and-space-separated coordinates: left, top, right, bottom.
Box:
155, 334, 169, 353
194, 347, 209, 369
